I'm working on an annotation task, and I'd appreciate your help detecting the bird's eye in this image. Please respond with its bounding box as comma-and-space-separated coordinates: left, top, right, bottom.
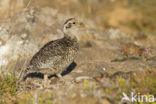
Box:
73, 22, 76, 24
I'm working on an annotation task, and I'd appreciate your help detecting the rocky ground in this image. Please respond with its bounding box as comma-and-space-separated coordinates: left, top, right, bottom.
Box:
0, 7, 156, 104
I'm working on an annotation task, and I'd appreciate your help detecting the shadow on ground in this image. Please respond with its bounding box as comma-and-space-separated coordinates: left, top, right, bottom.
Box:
23, 61, 77, 80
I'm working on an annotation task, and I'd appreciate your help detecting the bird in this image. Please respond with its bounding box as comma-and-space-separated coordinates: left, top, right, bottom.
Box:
19, 18, 83, 87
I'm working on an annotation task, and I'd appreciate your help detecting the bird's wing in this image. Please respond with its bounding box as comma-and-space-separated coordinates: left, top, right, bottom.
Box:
30, 39, 66, 69
39, 56, 62, 69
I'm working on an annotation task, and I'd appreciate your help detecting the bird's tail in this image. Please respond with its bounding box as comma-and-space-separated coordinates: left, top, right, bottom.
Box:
18, 66, 31, 81
15, 66, 31, 92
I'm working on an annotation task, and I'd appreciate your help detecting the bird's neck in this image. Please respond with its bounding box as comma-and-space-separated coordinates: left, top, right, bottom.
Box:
64, 33, 78, 42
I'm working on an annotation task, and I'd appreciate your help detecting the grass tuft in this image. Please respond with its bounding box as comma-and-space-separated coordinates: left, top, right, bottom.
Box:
0, 73, 17, 96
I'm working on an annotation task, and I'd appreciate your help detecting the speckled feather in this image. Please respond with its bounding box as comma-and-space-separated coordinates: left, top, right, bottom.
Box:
23, 36, 79, 77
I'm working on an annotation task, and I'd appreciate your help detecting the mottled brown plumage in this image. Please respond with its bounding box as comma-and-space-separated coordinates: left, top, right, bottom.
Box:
20, 18, 82, 83
25, 36, 79, 75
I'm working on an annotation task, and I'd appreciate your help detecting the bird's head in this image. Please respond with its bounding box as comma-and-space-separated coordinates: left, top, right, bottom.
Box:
63, 18, 84, 40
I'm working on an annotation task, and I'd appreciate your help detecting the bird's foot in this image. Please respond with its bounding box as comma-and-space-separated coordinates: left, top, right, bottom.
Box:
56, 74, 66, 84
43, 74, 48, 88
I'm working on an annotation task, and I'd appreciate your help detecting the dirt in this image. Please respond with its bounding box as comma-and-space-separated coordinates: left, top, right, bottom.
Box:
0, 7, 155, 104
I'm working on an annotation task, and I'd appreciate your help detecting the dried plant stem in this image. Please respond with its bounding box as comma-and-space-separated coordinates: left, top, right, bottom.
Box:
26, 0, 33, 8
18, 59, 28, 79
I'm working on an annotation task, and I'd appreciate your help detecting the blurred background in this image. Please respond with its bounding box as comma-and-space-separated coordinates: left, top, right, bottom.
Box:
0, 0, 156, 39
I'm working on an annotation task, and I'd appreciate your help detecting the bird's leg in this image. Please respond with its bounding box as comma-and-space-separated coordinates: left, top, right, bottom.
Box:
43, 74, 48, 88
56, 73, 65, 84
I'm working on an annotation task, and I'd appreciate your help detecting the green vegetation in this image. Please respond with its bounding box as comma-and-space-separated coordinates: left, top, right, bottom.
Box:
0, 73, 17, 104
83, 79, 97, 96
0, 98, 7, 104
131, 68, 156, 94
0, 73, 16, 96
17, 92, 56, 104
115, 67, 156, 102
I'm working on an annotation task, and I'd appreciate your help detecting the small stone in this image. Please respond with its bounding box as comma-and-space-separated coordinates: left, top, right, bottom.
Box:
75, 76, 91, 82
21, 33, 27, 39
